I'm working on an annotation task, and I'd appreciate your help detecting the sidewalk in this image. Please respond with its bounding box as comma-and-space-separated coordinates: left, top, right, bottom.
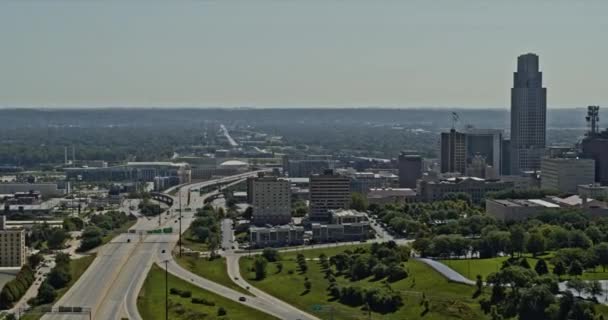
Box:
415, 257, 476, 285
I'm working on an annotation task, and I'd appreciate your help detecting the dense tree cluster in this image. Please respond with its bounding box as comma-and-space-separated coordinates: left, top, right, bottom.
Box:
0, 265, 36, 309
27, 222, 70, 250
31, 253, 72, 306
189, 204, 222, 253
78, 210, 133, 252
480, 261, 599, 320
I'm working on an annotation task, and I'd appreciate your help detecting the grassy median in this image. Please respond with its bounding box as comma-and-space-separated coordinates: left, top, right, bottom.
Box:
137, 264, 276, 320
175, 255, 251, 295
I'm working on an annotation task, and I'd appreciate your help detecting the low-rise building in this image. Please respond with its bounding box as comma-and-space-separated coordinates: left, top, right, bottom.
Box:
0, 183, 65, 197
0, 216, 26, 267
418, 177, 513, 203
249, 225, 304, 248
311, 222, 369, 242
486, 196, 608, 221
367, 188, 418, 205
485, 198, 560, 221
578, 184, 608, 200
328, 209, 367, 224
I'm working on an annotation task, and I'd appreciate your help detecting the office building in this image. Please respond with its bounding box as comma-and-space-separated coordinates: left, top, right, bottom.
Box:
464, 128, 503, 176
367, 188, 417, 205
250, 176, 292, 226
309, 170, 351, 222
440, 129, 466, 174
510, 53, 547, 174
487, 195, 608, 221
582, 131, 608, 186
578, 184, 608, 200
345, 171, 398, 194
541, 156, 595, 193
0, 183, 65, 197
283, 155, 337, 177
398, 153, 422, 188
328, 209, 367, 224
249, 225, 304, 248
0, 216, 26, 267
418, 177, 513, 203
65, 162, 191, 185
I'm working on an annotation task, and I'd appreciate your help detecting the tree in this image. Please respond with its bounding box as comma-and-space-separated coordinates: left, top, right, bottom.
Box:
304, 279, 312, 292
509, 226, 527, 257
594, 242, 608, 272
27, 253, 44, 269
526, 232, 545, 257
262, 248, 280, 262
47, 228, 68, 249
566, 278, 587, 297
217, 307, 227, 316
476, 274, 483, 293
517, 285, 555, 320
569, 230, 592, 249
412, 237, 432, 257
585, 225, 603, 245
568, 260, 584, 277
36, 281, 57, 304
534, 258, 549, 275
350, 193, 368, 211
585, 280, 602, 301
553, 261, 566, 278
276, 262, 283, 273
253, 256, 268, 280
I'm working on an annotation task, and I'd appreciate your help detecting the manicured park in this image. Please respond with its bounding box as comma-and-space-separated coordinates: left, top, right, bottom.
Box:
440, 253, 608, 282
240, 245, 487, 320
137, 264, 276, 320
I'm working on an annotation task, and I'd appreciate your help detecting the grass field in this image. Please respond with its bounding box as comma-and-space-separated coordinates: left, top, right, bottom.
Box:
137, 264, 276, 320
240, 246, 487, 320
175, 255, 251, 295
441, 253, 608, 281
21, 254, 97, 320
181, 228, 210, 252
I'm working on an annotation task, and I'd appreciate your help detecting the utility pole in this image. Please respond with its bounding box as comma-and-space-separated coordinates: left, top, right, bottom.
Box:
179, 188, 183, 257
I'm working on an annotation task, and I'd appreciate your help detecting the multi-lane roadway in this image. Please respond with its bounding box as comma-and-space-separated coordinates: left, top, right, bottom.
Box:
40, 171, 265, 320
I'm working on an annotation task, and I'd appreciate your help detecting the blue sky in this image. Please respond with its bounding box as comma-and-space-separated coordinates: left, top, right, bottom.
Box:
1, 1, 607, 108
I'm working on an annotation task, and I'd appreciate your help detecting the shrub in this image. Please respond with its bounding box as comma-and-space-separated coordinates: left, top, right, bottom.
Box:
217, 307, 227, 316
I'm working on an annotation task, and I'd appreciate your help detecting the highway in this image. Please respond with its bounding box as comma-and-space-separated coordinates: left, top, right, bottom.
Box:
220, 124, 238, 147
40, 171, 264, 320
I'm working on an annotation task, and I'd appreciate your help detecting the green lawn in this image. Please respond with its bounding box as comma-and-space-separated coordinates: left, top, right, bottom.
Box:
137, 264, 276, 320
21, 254, 97, 320
240, 247, 487, 320
441, 253, 608, 281
175, 255, 251, 295
181, 228, 210, 252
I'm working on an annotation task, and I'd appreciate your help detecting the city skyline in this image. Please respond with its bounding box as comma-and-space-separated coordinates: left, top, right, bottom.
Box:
1, 1, 608, 108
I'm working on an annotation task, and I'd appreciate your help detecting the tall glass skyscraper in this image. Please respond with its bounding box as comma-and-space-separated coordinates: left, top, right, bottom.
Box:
510, 53, 547, 174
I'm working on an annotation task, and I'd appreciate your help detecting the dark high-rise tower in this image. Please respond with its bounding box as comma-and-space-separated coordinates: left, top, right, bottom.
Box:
510, 53, 547, 174
398, 152, 422, 188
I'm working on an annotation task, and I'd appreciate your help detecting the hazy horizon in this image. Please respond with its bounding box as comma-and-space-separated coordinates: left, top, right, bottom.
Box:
2, 1, 607, 109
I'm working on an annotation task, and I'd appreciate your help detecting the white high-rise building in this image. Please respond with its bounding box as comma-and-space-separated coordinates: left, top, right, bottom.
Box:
251, 176, 291, 226
510, 53, 547, 174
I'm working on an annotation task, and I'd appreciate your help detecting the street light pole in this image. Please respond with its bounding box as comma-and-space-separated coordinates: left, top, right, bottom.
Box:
164, 259, 169, 320
179, 188, 182, 257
